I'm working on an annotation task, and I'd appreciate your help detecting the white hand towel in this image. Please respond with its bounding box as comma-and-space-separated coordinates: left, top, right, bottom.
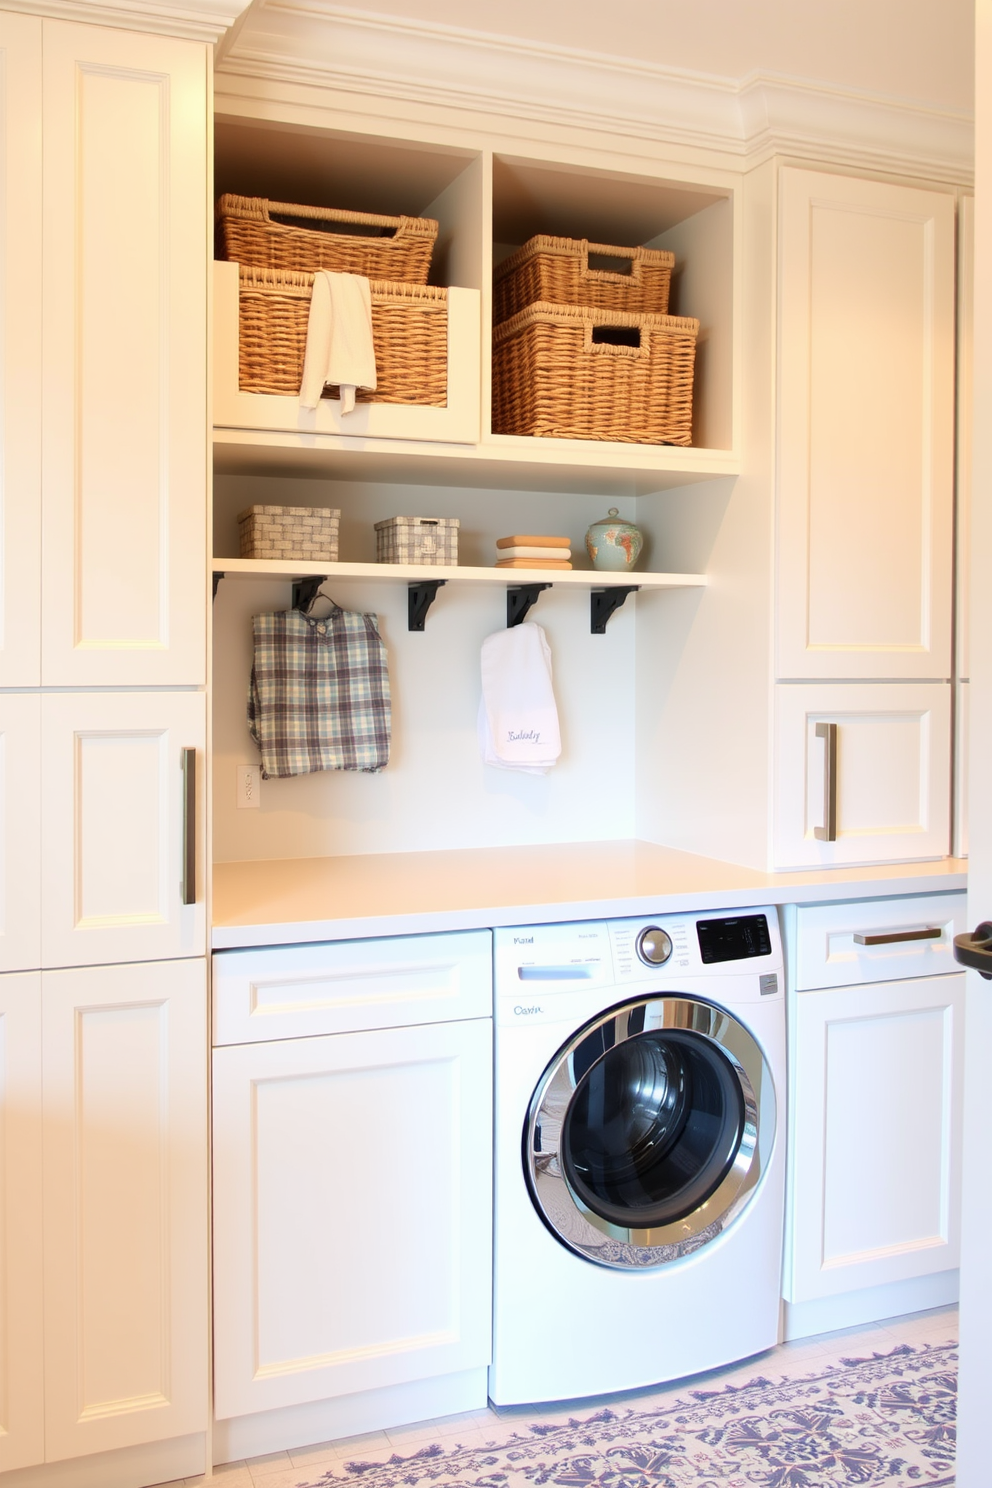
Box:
299, 270, 377, 413
478, 622, 561, 774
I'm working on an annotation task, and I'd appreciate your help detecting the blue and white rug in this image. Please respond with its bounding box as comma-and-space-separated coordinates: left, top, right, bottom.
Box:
306, 1343, 956, 1488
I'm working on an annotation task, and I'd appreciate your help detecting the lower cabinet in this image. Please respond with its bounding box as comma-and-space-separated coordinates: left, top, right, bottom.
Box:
785, 895, 966, 1315
212, 1016, 493, 1423
0, 957, 208, 1471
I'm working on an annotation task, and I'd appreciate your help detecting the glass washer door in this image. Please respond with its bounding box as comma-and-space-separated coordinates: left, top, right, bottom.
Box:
525, 996, 774, 1270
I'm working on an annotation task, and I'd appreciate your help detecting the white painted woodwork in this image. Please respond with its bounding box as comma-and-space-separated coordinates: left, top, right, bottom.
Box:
793, 891, 967, 990
212, 1016, 493, 1420
786, 971, 964, 1302
776, 168, 955, 681
40, 691, 205, 968
0, 694, 41, 974
212, 929, 493, 1045
40, 20, 208, 688
0, 972, 43, 1474
0, 12, 41, 687
957, 193, 973, 682
214, 263, 481, 446
773, 682, 951, 868
42, 957, 207, 1461
956, 680, 970, 858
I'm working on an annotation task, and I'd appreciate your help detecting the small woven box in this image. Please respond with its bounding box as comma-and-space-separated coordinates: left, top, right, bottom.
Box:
239, 505, 341, 561
494, 236, 675, 323
374, 517, 459, 565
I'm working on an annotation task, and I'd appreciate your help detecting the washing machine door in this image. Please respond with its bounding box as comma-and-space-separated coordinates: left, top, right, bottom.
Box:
525, 996, 774, 1269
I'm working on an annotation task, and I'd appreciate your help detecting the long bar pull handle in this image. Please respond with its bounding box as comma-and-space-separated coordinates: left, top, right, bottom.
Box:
181, 747, 196, 906
812, 721, 838, 842
853, 927, 943, 946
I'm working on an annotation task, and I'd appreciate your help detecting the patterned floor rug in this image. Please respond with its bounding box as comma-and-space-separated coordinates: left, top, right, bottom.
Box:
303, 1342, 957, 1488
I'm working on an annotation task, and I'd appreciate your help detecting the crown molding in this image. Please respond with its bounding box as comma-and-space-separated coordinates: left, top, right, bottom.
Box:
4, 0, 252, 42
216, 2, 974, 184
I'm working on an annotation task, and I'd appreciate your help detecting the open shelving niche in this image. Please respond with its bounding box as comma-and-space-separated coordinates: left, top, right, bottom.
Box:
210, 110, 738, 880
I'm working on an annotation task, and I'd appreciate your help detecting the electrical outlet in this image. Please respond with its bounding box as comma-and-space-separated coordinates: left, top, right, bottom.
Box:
237, 764, 261, 809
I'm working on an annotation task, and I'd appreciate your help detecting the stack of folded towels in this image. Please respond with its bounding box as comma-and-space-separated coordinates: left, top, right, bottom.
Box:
495, 534, 572, 570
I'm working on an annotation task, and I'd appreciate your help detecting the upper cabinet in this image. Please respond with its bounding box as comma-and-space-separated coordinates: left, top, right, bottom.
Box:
40, 21, 209, 688
776, 168, 956, 682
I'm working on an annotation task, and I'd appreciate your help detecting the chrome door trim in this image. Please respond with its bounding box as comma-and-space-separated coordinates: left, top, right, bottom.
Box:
525, 996, 775, 1270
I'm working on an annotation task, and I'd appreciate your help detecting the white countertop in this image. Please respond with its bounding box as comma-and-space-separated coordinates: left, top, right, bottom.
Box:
211, 840, 969, 949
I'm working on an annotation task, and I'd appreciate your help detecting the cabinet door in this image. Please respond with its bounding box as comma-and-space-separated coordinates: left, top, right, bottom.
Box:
773, 681, 951, 868
40, 691, 205, 968
42, 958, 207, 1461
0, 694, 41, 974
786, 972, 963, 1303
0, 973, 43, 1473
40, 21, 208, 688
0, 13, 41, 687
777, 168, 955, 681
212, 1018, 493, 1421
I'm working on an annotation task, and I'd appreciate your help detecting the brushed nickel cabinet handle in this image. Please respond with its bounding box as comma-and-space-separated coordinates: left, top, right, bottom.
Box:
853, 927, 943, 946
181, 747, 196, 906
813, 721, 838, 842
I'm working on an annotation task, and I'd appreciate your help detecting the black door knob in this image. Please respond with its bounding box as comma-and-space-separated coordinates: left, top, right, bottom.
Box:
953, 922, 992, 979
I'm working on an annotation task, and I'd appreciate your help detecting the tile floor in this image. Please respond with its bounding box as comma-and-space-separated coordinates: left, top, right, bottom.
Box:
158, 1304, 958, 1488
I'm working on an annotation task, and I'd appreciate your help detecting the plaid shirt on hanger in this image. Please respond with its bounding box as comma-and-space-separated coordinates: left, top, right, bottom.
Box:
248, 605, 391, 778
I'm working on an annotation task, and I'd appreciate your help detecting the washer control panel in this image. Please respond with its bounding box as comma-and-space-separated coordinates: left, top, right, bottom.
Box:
635, 926, 674, 966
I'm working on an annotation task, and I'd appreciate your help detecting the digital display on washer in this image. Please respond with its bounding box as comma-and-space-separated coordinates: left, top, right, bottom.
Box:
697, 914, 772, 963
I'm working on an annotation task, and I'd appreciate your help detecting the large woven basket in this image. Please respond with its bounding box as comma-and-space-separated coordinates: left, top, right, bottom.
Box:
492, 301, 698, 446
217, 195, 438, 283
237, 267, 448, 405
494, 236, 674, 323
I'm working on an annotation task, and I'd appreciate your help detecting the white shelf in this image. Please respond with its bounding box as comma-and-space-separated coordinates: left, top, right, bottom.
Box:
212, 558, 707, 589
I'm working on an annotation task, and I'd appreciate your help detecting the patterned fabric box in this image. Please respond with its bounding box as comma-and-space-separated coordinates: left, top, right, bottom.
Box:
238, 505, 340, 561
374, 516, 459, 565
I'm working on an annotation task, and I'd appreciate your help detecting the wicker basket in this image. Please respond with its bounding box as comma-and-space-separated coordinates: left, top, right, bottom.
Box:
374, 516, 459, 565
492, 301, 698, 446
217, 195, 438, 283
236, 267, 448, 405
494, 236, 674, 323
239, 505, 341, 561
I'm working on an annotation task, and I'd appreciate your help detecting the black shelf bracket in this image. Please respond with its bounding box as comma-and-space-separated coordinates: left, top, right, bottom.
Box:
591, 586, 639, 633
212, 571, 225, 600
408, 580, 447, 631
292, 576, 330, 612
507, 583, 551, 628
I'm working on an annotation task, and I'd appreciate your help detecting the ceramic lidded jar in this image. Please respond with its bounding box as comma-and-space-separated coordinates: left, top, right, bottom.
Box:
585, 508, 643, 572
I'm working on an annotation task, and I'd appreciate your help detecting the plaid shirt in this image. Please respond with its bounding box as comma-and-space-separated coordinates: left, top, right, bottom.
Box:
248, 606, 391, 778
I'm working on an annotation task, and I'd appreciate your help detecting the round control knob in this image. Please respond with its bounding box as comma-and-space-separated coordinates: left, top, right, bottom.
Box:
636, 926, 673, 966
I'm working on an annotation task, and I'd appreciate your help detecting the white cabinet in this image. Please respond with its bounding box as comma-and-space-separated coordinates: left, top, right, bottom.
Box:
773, 682, 951, 869
42, 958, 208, 1461
0, 694, 42, 974
785, 894, 966, 1330
40, 20, 208, 690
776, 168, 955, 683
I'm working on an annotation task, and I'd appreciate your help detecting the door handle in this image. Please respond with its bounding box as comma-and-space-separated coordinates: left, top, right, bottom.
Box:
953, 923, 992, 980
813, 721, 838, 842
181, 747, 196, 906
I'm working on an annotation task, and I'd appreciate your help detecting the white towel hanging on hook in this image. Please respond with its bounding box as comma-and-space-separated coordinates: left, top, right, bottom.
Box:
478, 621, 561, 774
299, 270, 377, 413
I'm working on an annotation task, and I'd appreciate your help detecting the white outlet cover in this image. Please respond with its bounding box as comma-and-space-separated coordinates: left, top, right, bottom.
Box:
237, 764, 261, 808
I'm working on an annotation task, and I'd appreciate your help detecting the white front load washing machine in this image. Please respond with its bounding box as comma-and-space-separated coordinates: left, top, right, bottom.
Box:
490, 907, 785, 1406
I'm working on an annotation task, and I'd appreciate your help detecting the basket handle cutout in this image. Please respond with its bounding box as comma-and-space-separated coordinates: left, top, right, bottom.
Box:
592, 324, 642, 349
267, 209, 397, 239
587, 251, 634, 276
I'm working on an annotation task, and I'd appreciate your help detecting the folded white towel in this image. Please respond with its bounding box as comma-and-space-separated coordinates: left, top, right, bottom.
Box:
299, 270, 377, 414
478, 622, 561, 775
497, 545, 573, 561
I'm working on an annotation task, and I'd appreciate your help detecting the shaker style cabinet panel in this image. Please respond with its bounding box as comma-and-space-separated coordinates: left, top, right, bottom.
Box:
40, 20, 208, 688
786, 971, 964, 1303
212, 1017, 493, 1422
773, 681, 951, 868
39, 691, 206, 968
0, 973, 43, 1474
0, 12, 41, 688
0, 694, 41, 974
776, 168, 955, 681
42, 957, 208, 1462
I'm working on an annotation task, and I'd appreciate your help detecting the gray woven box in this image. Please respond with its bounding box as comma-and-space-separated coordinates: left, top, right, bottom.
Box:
374, 516, 459, 565
238, 505, 340, 561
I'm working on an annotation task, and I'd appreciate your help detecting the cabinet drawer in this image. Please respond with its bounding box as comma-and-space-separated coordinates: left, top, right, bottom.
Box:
794, 893, 967, 990
212, 929, 492, 1045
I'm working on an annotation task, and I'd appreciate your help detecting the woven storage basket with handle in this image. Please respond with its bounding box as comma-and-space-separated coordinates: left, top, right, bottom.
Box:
217, 195, 438, 282
492, 301, 698, 446
237, 266, 448, 405
494, 236, 674, 323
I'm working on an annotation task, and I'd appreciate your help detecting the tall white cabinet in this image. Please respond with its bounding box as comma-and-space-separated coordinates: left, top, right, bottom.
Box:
0, 9, 214, 1481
